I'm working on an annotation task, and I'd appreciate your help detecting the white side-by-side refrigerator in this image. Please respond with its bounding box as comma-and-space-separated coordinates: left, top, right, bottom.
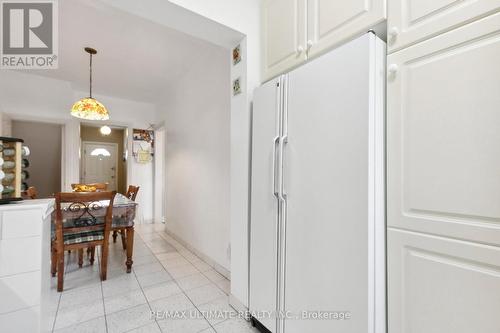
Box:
249, 33, 386, 333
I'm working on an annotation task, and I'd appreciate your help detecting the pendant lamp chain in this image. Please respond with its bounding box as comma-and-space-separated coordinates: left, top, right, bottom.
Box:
89, 51, 93, 98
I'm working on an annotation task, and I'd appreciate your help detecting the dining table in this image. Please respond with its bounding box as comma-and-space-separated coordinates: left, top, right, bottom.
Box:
51, 192, 138, 273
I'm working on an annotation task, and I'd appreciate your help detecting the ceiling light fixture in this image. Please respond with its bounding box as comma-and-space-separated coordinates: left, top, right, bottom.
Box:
100, 125, 111, 136
71, 47, 110, 120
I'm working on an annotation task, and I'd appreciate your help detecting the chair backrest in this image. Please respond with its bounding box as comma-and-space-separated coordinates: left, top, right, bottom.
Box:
71, 183, 109, 192
26, 186, 38, 199
126, 185, 140, 201
54, 191, 116, 246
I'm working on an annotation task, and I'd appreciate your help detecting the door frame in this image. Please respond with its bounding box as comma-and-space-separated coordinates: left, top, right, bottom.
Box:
81, 141, 119, 190
153, 125, 166, 224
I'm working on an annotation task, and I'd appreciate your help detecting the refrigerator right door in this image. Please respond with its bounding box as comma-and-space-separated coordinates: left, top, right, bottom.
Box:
283, 34, 385, 333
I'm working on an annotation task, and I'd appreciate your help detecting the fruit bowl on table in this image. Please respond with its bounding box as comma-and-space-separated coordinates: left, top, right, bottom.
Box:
73, 185, 97, 192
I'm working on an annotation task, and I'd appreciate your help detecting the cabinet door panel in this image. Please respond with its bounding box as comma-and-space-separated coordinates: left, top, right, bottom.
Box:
388, 0, 500, 52
262, 0, 307, 81
387, 12, 500, 246
388, 228, 500, 333
307, 0, 386, 58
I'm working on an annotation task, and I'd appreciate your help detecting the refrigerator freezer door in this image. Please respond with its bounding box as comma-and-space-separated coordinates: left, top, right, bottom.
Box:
249, 77, 282, 332
283, 34, 385, 333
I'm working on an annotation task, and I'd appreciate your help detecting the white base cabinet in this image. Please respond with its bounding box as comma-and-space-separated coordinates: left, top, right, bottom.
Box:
388, 228, 500, 333
0, 200, 55, 333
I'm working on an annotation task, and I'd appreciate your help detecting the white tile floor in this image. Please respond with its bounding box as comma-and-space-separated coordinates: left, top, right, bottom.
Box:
48, 224, 259, 333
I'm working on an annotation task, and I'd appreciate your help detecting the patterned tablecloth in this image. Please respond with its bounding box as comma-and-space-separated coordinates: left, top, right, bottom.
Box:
51, 193, 138, 272
52, 193, 138, 228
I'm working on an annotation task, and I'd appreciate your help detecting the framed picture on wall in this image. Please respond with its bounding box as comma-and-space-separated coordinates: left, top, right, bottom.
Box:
233, 44, 241, 65
233, 77, 242, 96
132, 129, 154, 145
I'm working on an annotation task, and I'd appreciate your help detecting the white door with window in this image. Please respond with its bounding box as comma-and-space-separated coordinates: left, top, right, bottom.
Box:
82, 142, 118, 191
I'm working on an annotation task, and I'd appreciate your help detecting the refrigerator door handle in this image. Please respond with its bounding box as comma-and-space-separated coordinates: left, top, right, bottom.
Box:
278, 135, 288, 202
272, 136, 279, 197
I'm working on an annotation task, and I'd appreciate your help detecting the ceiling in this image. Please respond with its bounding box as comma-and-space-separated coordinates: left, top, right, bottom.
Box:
25, 0, 239, 103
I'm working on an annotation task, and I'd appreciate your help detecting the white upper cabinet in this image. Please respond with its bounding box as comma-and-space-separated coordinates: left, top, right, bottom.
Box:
262, 0, 307, 81
307, 0, 386, 58
387, 12, 500, 246
262, 0, 386, 81
388, 0, 500, 52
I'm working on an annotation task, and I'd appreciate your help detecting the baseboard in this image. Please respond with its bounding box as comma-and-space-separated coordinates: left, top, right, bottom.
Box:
137, 218, 154, 224
229, 293, 249, 319
163, 227, 231, 280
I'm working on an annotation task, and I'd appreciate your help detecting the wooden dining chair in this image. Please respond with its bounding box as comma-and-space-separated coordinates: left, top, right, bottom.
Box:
71, 182, 109, 191
22, 186, 38, 199
112, 185, 140, 248
126, 185, 140, 201
51, 191, 116, 292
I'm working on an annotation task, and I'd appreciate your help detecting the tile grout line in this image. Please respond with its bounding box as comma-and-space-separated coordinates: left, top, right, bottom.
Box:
51, 251, 76, 332
139, 228, 220, 333
155, 230, 230, 292
169, 233, 231, 302
97, 248, 109, 333
145, 228, 234, 331
128, 231, 166, 333
102, 233, 163, 333
51, 226, 240, 333
50, 289, 62, 332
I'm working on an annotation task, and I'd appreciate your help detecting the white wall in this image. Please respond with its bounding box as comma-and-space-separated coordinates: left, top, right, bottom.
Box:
0, 71, 157, 221
12, 120, 62, 198
156, 44, 231, 272
167, 0, 262, 309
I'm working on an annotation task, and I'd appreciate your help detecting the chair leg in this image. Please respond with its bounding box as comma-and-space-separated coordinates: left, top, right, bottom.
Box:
120, 229, 127, 250
101, 241, 110, 281
57, 251, 65, 292
86, 247, 91, 257
112, 230, 118, 243
78, 249, 84, 268
89, 247, 95, 265
51, 245, 57, 277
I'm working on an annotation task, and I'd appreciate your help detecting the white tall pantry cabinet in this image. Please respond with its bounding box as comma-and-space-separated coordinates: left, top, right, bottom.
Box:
387, 3, 500, 333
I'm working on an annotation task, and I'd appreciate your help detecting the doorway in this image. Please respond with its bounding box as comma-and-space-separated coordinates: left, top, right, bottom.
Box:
82, 142, 118, 191
80, 124, 127, 194
11, 119, 62, 198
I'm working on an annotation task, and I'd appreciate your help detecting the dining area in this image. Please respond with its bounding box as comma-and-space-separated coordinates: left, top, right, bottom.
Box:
51, 183, 140, 292
0, 181, 142, 332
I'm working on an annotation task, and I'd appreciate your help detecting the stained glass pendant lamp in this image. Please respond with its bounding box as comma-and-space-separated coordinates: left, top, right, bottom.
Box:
71, 47, 109, 120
